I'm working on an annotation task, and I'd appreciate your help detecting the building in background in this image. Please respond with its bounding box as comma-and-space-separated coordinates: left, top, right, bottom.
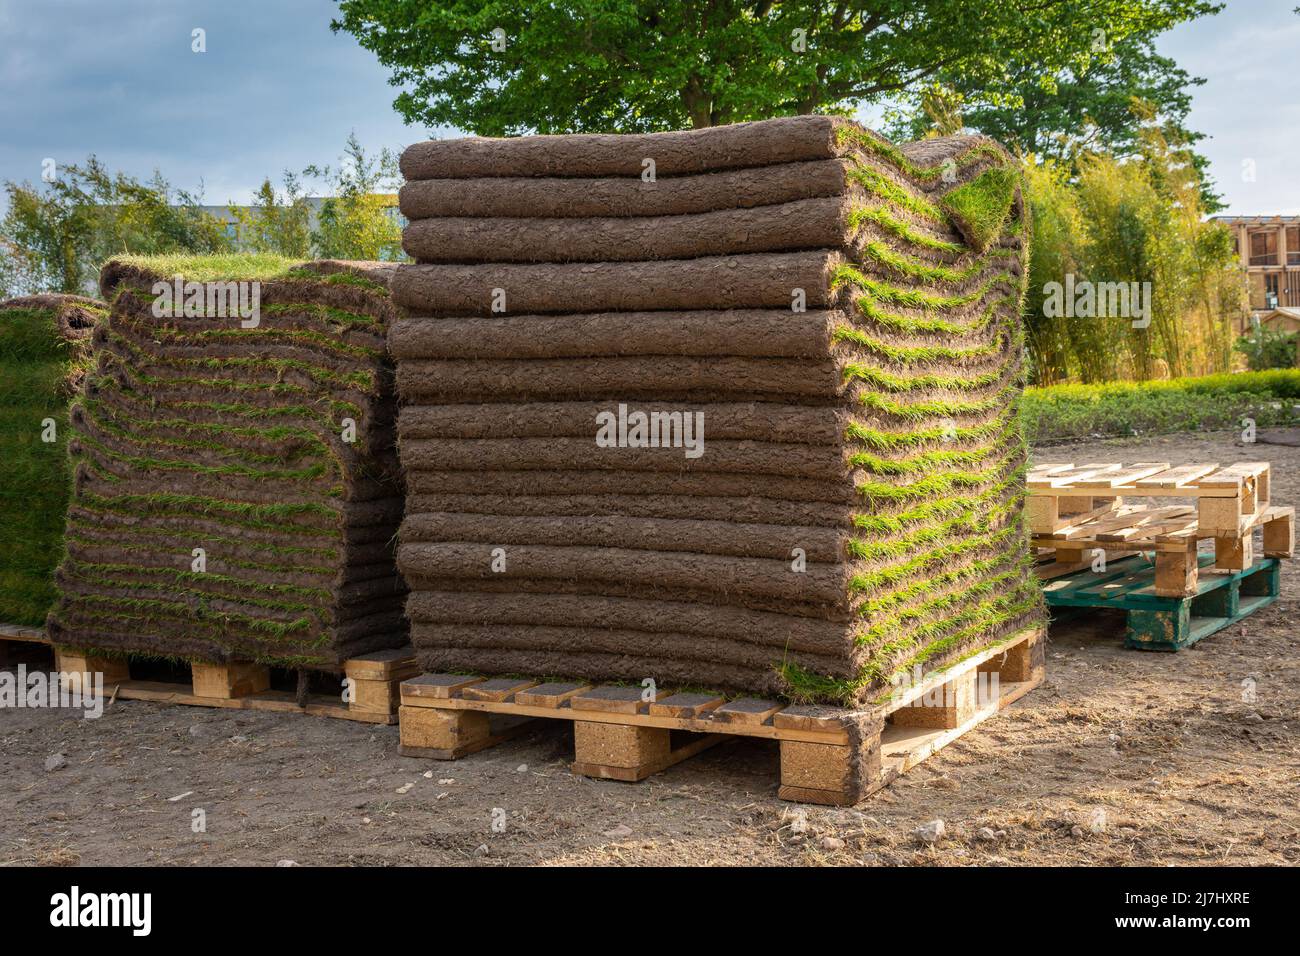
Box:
1214, 214, 1300, 334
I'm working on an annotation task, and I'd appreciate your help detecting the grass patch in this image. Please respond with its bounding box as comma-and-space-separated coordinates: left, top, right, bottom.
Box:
107, 253, 304, 283
0, 303, 87, 625
848, 205, 965, 254
939, 166, 1020, 252
835, 126, 1009, 183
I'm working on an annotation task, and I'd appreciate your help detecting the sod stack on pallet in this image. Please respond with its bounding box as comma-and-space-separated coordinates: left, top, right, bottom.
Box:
46, 256, 408, 671
0, 294, 101, 627
391, 115, 1046, 714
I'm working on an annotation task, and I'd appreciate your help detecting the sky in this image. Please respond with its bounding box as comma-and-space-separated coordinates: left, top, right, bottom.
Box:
1, 0, 1298, 215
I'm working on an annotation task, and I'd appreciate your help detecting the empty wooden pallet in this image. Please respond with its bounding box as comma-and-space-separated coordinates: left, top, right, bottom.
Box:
1042, 555, 1281, 651
1032, 502, 1293, 596
1028, 461, 1293, 593
397, 626, 1045, 806
0, 625, 417, 724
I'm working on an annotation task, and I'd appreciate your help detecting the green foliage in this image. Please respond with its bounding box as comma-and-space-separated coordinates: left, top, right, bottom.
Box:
0, 158, 233, 295
1021, 370, 1300, 442
1234, 326, 1298, 372
889, 33, 1223, 210
1021, 126, 1244, 385
0, 305, 85, 625
229, 176, 313, 258
108, 252, 302, 282
332, 0, 1220, 133
305, 134, 403, 261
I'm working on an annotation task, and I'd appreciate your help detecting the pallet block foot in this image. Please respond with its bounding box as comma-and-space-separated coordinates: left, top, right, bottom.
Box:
344, 650, 420, 716
570, 721, 723, 782
191, 661, 271, 700
979, 628, 1045, 683
1155, 540, 1199, 597
396, 724, 535, 758
399, 705, 497, 758
1025, 495, 1060, 534
1262, 508, 1294, 558
1199, 496, 1243, 534
1214, 533, 1253, 572
778, 735, 881, 806
54, 648, 130, 690
890, 669, 982, 729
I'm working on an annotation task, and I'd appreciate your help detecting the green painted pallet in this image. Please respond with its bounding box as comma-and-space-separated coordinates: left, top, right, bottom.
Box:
1041, 553, 1280, 651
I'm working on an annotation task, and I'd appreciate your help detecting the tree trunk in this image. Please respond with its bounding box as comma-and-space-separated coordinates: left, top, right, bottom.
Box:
683, 78, 714, 128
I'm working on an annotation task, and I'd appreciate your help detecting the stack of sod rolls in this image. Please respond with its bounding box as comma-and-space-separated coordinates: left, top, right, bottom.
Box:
392, 116, 1046, 706
0, 294, 101, 626
47, 256, 408, 668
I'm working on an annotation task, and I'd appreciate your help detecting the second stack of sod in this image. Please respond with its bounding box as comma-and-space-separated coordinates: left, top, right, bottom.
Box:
0, 294, 101, 627
49, 255, 408, 669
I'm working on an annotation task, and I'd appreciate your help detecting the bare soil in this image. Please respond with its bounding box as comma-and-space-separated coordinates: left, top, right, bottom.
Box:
2, 430, 1296, 867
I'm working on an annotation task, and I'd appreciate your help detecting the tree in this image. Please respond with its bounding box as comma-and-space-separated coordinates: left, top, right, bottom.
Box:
331, 0, 1222, 134
228, 174, 313, 258
304, 133, 404, 261
1020, 124, 1244, 385
888, 35, 1223, 211
0, 158, 231, 295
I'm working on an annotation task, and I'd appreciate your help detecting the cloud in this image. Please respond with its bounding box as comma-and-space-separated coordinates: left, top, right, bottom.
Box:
0, 0, 429, 206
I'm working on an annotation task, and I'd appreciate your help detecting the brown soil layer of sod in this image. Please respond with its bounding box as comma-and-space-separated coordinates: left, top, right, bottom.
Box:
394, 116, 1044, 705
398, 158, 850, 219
399, 115, 851, 179
389, 310, 838, 359
402, 196, 853, 263
47, 258, 409, 668
391, 251, 840, 315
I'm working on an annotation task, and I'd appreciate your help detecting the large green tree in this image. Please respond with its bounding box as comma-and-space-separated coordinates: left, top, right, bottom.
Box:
888, 33, 1223, 209
332, 0, 1221, 134
915, 37, 1205, 160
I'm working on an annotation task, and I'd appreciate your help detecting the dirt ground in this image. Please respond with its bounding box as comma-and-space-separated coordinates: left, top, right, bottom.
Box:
2, 429, 1296, 867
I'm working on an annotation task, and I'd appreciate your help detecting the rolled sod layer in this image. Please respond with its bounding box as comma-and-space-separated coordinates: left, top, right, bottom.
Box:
398, 159, 849, 220
388, 310, 838, 360
400, 115, 849, 180
394, 117, 1045, 704
0, 294, 101, 626
47, 256, 408, 667
391, 251, 840, 315
402, 196, 852, 263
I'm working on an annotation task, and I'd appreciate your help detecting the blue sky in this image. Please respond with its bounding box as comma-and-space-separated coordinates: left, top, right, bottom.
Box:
1, 0, 1297, 215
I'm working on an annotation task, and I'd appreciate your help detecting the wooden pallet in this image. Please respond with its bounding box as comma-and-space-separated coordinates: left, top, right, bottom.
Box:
1027, 462, 1274, 537
0, 626, 417, 725
1032, 502, 1293, 596
397, 626, 1045, 806
1041, 554, 1280, 650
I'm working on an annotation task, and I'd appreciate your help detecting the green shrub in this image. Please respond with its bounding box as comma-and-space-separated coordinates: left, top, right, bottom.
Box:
1233, 327, 1298, 371
1022, 370, 1300, 443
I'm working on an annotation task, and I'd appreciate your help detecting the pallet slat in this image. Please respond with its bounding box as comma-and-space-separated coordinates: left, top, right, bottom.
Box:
1072, 462, 1171, 488
1135, 463, 1222, 488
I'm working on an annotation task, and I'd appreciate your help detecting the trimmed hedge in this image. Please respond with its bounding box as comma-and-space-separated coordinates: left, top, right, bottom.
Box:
1023, 370, 1300, 443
